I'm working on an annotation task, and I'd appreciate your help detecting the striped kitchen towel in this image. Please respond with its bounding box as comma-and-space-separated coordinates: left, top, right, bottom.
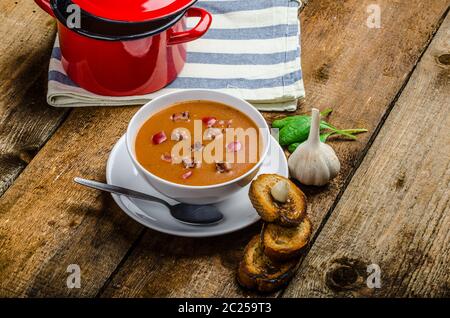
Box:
47, 0, 304, 111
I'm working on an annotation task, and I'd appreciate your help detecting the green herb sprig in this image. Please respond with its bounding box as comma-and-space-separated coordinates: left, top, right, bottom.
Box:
272, 108, 367, 152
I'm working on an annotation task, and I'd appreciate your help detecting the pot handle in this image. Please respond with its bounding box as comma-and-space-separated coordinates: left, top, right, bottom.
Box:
34, 0, 55, 17
168, 7, 212, 46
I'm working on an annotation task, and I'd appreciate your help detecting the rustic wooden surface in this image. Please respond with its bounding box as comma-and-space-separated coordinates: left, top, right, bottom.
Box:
0, 0, 449, 297
283, 14, 450, 297
100, 0, 450, 297
0, 1, 69, 196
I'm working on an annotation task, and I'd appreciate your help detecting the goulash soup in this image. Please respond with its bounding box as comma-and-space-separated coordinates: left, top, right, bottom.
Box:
135, 101, 261, 186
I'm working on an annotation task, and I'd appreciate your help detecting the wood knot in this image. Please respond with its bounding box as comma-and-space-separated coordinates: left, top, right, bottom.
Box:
315, 63, 331, 82
325, 257, 367, 292
395, 171, 406, 190
329, 265, 358, 286
437, 53, 450, 66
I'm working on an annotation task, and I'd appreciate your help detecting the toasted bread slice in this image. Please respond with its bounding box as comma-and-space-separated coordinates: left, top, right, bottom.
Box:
237, 235, 298, 293
262, 217, 312, 261
249, 174, 307, 226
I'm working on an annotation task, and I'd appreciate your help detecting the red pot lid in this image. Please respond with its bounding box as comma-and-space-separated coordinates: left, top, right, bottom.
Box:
71, 0, 197, 22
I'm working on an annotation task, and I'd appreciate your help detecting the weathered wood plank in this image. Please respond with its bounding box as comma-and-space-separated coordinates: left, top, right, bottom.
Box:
99, 0, 450, 297
283, 13, 450, 298
0, 106, 145, 297
0, 0, 69, 196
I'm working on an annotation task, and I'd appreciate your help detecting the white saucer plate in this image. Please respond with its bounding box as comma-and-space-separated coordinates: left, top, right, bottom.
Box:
106, 135, 288, 237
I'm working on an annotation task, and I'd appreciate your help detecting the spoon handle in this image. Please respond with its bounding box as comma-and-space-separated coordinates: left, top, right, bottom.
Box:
74, 177, 172, 208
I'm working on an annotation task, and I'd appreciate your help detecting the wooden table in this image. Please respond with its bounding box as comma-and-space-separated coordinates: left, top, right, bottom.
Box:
0, 0, 449, 298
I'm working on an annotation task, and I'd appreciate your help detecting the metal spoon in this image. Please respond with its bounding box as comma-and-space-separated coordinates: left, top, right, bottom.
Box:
73, 178, 224, 225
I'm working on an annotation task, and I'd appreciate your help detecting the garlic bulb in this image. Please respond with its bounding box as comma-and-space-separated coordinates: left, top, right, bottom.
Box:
288, 108, 341, 186
271, 180, 290, 203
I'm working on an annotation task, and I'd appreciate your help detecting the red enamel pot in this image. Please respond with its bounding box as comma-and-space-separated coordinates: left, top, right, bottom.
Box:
34, 0, 212, 96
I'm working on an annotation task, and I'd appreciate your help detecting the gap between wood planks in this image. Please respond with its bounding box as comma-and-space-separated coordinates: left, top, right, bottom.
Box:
277, 6, 450, 298
93, 226, 147, 298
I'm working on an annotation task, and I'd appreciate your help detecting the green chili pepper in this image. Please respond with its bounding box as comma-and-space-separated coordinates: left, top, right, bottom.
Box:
274, 109, 359, 145
279, 120, 359, 145
287, 129, 368, 153
273, 108, 367, 146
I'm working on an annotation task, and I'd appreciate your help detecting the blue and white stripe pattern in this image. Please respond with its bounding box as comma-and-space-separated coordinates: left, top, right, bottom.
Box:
47, 0, 304, 111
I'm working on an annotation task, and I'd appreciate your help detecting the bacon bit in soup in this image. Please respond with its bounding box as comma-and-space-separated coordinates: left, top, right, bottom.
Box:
182, 170, 193, 179
227, 141, 242, 152
202, 116, 217, 127
215, 161, 232, 173
170, 111, 190, 122
204, 128, 222, 140
191, 141, 204, 152
212, 119, 233, 129
160, 153, 172, 163
152, 131, 167, 145
182, 157, 193, 168
182, 157, 201, 169
171, 128, 189, 141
